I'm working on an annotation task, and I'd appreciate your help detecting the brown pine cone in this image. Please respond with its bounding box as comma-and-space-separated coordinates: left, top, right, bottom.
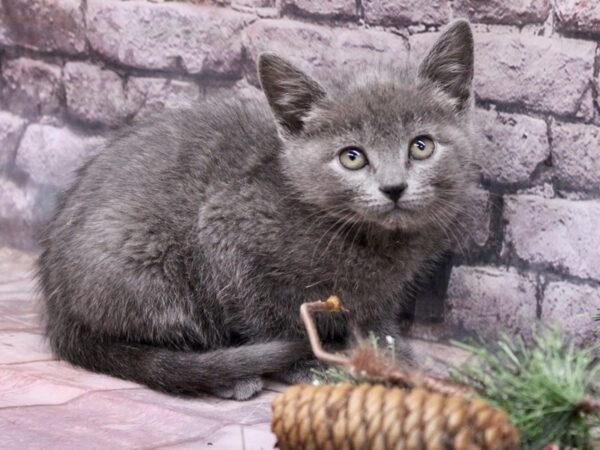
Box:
271, 383, 520, 450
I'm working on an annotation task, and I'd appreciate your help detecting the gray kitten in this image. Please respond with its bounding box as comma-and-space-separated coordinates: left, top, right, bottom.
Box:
37, 20, 476, 400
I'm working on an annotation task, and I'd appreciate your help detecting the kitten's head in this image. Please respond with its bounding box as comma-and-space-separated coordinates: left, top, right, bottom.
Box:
258, 20, 476, 233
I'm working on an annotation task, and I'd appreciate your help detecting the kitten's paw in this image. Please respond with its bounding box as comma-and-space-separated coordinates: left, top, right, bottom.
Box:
232, 376, 264, 400
211, 376, 264, 401
272, 360, 322, 385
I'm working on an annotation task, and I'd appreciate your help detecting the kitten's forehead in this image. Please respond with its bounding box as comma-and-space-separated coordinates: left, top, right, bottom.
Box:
309, 69, 459, 137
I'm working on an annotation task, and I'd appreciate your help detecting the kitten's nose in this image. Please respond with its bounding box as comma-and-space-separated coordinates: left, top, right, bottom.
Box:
379, 183, 407, 203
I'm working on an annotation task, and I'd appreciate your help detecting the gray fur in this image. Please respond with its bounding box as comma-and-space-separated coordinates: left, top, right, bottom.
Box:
37, 20, 477, 399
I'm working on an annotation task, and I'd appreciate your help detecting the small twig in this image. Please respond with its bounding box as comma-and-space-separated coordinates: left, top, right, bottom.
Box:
300, 297, 349, 367
300, 297, 472, 397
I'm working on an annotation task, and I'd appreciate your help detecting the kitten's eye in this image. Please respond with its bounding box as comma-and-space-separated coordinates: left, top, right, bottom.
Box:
409, 136, 435, 160
339, 147, 368, 170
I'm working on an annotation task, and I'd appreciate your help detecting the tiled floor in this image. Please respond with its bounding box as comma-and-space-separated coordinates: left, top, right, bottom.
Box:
0, 247, 468, 450
0, 248, 281, 450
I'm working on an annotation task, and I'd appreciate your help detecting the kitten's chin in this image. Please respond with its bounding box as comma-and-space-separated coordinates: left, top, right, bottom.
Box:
362, 204, 425, 232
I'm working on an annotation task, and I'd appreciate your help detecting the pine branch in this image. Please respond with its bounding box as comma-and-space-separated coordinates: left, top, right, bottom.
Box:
300, 297, 470, 396
451, 328, 600, 450
300, 299, 600, 449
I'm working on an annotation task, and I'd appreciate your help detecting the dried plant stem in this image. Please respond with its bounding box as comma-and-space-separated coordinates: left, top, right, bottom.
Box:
577, 395, 600, 413
300, 297, 471, 396
299, 297, 348, 367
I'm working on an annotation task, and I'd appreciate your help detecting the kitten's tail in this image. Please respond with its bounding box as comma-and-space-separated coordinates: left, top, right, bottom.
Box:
50, 328, 310, 397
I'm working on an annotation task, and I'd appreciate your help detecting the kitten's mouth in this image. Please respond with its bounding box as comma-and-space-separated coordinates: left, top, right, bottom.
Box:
371, 203, 417, 215
359, 202, 427, 231
363, 203, 418, 224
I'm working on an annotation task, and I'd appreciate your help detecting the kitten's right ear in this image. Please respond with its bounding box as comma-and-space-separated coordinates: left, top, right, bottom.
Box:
418, 20, 474, 111
258, 53, 326, 135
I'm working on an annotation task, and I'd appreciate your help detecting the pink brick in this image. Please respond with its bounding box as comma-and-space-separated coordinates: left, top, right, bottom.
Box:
127, 77, 201, 121
279, 0, 356, 19
476, 108, 549, 184
15, 124, 103, 189
408, 32, 441, 62
474, 33, 595, 116
542, 281, 600, 345
461, 187, 493, 251
0, 0, 85, 54
0, 2, 11, 46
244, 19, 408, 83
234, 0, 274, 6
551, 121, 600, 191
411, 32, 595, 116
447, 265, 538, 336
504, 195, 600, 281
453, 0, 551, 25
363, 0, 451, 26
1, 57, 63, 118
87, 0, 252, 75
64, 62, 131, 126
64, 62, 201, 126
555, 0, 600, 36
0, 111, 26, 168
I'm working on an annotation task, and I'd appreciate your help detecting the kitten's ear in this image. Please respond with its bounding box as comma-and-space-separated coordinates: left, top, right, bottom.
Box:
418, 20, 474, 111
258, 53, 326, 134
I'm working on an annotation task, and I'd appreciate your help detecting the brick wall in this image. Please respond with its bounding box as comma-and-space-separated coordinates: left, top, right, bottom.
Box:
0, 0, 598, 344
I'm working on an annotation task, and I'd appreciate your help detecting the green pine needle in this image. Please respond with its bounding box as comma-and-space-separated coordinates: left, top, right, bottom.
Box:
310, 327, 599, 449
451, 327, 599, 450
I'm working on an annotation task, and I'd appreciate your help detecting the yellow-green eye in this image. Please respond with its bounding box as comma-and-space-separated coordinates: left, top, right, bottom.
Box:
409, 136, 435, 160
339, 147, 368, 170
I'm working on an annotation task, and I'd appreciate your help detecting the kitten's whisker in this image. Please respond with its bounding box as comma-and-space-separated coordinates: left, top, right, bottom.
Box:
429, 210, 463, 257
296, 205, 354, 237
431, 207, 473, 257
309, 210, 356, 266
302, 208, 356, 241
317, 211, 359, 266
435, 199, 482, 229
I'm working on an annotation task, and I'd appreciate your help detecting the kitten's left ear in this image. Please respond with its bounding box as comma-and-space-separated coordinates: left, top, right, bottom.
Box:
419, 20, 474, 111
258, 53, 326, 135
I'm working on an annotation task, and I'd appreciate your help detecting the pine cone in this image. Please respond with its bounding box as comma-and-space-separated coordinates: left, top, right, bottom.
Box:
272, 383, 520, 450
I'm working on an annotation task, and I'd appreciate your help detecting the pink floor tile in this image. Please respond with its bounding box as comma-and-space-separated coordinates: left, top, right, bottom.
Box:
0, 248, 36, 283
0, 389, 224, 450
0, 365, 86, 408
0, 249, 283, 450
159, 423, 276, 450
0, 300, 42, 331
0, 247, 469, 450
0, 331, 51, 364
110, 387, 275, 426
0, 361, 139, 407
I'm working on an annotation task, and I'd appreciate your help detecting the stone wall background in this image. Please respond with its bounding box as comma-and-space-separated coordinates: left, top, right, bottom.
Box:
0, 0, 598, 344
